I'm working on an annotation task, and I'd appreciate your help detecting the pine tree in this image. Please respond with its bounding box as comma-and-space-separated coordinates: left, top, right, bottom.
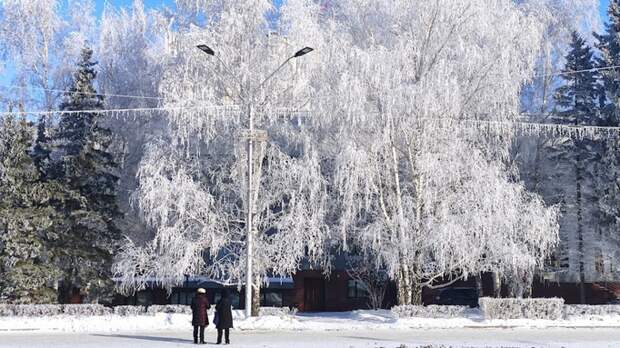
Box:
595, 0, 620, 127
0, 114, 60, 304
31, 117, 52, 178
547, 32, 603, 303
594, 0, 620, 281
51, 47, 122, 303
555, 32, 602, 125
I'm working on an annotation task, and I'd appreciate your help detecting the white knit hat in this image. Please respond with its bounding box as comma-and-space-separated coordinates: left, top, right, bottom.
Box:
197, 288, 206, 294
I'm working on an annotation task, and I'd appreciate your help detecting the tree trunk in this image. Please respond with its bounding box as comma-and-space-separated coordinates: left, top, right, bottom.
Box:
492, 272, 501, 298
576, 139, 586, 305
411, 280, 423, 305
475, 274, 483, 297
524, 271, 533, 298
251, 274, 260, 316
396, 264, 412, 305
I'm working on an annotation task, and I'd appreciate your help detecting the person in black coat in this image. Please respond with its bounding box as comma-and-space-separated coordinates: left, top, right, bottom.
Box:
215, 289, 233, 345
191, 288, 210, 344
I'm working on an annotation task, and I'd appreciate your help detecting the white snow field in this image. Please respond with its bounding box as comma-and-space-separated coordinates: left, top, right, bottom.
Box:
1, 310, 619, 347
2, 309, 620, 333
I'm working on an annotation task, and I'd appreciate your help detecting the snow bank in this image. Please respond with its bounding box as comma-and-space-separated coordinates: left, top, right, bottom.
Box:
2, 306, 620, 335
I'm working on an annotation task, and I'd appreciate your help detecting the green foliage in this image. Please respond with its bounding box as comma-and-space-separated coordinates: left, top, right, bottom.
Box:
0, 114, 59, 304
49, 47, 122, 303
595, 0, 620, 127
554, 32, 602, 125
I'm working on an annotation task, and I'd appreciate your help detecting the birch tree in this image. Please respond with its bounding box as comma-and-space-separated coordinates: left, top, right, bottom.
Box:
113, 0, 331, 315
317, 0, 560, 305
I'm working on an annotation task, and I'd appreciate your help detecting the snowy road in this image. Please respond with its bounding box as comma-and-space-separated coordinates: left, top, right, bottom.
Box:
0, 328, 619, 348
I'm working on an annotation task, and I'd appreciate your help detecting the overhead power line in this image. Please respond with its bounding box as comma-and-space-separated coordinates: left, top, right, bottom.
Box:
2, 105, 620, 137
0, 105, 241, 117
534, 65, 620, 79
3, 64, 620, 102
0, 85, 165, 101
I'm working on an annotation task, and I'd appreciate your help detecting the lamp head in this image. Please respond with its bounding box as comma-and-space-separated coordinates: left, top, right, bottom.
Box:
294, 47, 314, 58
197, 44, 215, 56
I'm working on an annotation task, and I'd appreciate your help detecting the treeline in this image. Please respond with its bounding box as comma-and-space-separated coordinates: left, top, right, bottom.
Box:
0, 48, 122, 304
518, 1, 620, 293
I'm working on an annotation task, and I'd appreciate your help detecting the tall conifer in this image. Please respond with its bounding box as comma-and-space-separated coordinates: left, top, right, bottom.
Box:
52, 47, 122, 303
0, 114, 59, 303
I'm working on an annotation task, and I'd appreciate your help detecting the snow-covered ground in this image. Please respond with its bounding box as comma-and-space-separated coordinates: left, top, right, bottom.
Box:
0, 328, 619, 348
1, 310, 620, 347
2, 309, 620, 334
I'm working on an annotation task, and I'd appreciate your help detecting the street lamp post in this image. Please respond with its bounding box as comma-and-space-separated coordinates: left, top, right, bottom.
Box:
197, 44, 314, 317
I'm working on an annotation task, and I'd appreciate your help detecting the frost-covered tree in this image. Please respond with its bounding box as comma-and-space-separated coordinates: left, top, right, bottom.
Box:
114, 0, 330, 315
51, 47, 122, 303
316, 0, 560, 305
591, 0, 620, 283
596, 140, 620, 279
0, 113, 60, 304
528, 32, 606, 303
519, 0, 601, 114
0, 0, 62, 110
0, 0, 97, 177
595, 0, 620, 126
97, 0, 167, 243
555, 32, 602, 124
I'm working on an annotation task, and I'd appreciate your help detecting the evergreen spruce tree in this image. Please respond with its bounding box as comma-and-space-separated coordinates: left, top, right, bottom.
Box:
594, 0, 620, 280
548, 32, 603, 303
595, 0, 620, 127
52, 47, 122, 303
0, 114, 60, 304
555, 32, 602, 125
31, 116, 52, 178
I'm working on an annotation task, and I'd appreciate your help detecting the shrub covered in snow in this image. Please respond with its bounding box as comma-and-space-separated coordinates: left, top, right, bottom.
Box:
146, 305, 192, 315
0, 304, 15, 316
12, 304, 64, 317
479, 297, 564, 320
391, 305, 469, 318
62, 304, 112, 316
113, 305, 147, 316
259, 307, 298, 317
564, 305, 620, 318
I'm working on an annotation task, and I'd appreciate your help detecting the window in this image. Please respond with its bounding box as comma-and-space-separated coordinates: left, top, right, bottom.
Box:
170, 290, 194, 305
136, 291, 153, 306
260, 292, 283, 307
347, 280, 369, 298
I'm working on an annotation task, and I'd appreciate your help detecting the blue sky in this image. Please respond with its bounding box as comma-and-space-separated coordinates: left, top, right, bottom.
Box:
92, 0, 610, 24
601, 0, 611, 21
92, 0, 284, 17
95, 1, 610, 19
94, 0, 173, 16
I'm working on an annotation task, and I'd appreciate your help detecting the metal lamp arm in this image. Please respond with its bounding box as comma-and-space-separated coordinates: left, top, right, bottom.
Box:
256, 56, 294, 92
212, 54, 246, 103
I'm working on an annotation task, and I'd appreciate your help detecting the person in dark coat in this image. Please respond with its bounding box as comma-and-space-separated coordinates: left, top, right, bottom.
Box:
191, 288, 210, 344
215, 289, 233, 345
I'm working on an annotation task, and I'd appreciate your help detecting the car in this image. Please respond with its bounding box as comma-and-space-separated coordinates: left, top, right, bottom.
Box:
434, 287, 479, 307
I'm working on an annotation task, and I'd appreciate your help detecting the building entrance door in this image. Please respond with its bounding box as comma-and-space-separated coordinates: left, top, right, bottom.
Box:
303, 278, 325, 312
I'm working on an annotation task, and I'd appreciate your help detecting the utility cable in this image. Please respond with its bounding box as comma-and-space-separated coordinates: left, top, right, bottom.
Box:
0, 85, 165, 101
